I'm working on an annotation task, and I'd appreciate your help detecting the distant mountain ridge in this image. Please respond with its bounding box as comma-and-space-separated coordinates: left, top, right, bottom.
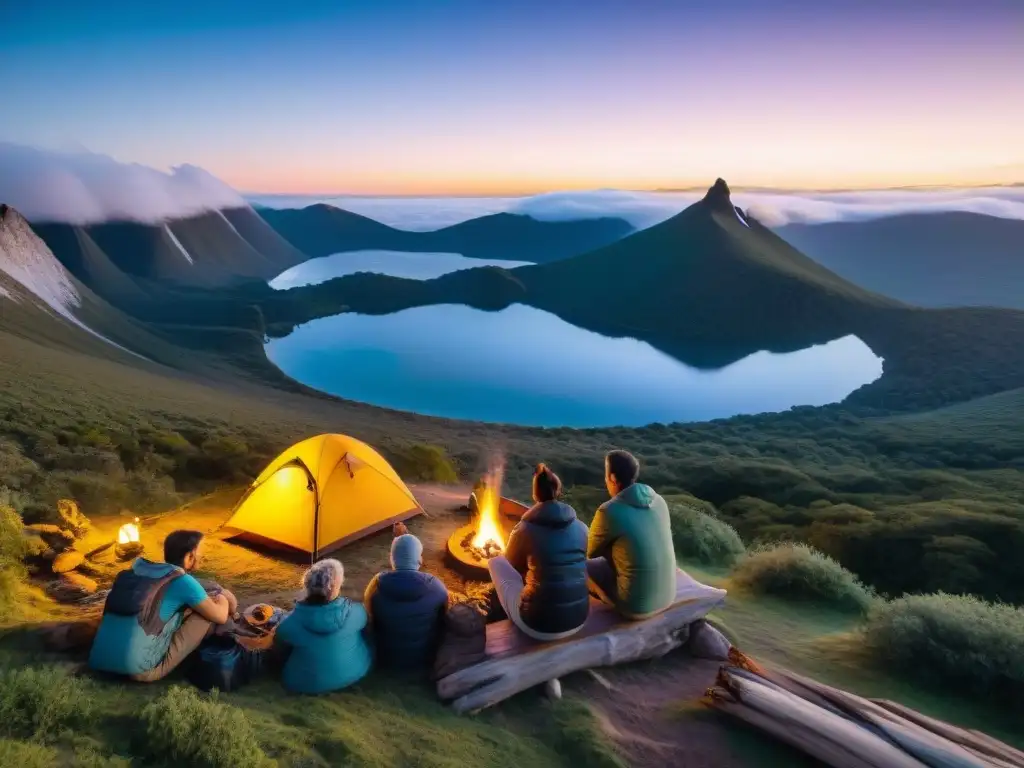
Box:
777, 212, 1024, 309
258, 204, 635, 264
264, 180, 1024, 411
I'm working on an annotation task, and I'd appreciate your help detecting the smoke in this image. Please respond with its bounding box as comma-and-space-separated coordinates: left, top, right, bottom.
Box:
251, 185, 1024, 231
0, 143, 245, 224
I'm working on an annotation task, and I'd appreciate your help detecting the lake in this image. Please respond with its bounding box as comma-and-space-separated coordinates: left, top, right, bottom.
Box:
270, 249, 533, 290
266, 303, 884, 427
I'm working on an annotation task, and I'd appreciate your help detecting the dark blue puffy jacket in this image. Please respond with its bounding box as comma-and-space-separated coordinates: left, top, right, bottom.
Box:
365, 570, 448, 670
505, 500, 590, 635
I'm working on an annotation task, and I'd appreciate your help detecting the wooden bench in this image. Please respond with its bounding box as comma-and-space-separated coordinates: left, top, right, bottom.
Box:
437, 569, 727, 713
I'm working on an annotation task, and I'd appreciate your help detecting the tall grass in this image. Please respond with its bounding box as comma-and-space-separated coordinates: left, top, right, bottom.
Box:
731, 543, 875, 613
0, 667, 95, 742
667, 498, 746, 567
865, 593, 1024, 708
140, 687, 272, 768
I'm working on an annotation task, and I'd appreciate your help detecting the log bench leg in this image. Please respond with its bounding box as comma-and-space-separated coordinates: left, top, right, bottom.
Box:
544, 678, 562, 700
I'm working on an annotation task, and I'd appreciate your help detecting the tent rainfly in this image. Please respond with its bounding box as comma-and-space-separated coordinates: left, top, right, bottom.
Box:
218, 434, 422, 560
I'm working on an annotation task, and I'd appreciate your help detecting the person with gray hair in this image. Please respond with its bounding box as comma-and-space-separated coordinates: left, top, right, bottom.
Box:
274, 558, 372, 693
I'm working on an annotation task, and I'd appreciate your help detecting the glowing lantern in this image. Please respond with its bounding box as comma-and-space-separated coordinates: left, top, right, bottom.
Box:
118, 518, 141, 545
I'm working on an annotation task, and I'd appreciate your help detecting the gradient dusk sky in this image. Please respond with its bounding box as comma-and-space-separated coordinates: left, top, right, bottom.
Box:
2, 0, 1022, 194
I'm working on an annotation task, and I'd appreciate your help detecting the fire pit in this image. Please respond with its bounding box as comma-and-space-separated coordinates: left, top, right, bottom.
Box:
446, 476, 527, 579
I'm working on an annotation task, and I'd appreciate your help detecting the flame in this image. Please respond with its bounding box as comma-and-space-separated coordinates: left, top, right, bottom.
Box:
471, 463, 505, 553
118, 519, 140, 544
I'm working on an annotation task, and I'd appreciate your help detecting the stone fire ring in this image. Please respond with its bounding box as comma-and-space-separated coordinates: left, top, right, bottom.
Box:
445, 497, 528, 580
445, 522, 495, 580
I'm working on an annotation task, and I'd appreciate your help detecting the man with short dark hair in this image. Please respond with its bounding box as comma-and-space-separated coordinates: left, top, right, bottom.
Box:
586, 450, 677, 619
89, 530, 237, 681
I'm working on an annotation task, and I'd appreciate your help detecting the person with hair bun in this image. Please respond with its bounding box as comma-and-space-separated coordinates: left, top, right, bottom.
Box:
275, 558, 372, 694
486, 463, 590, 640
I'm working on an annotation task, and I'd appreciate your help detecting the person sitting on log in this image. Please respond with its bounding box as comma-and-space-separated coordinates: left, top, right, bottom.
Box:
89, 530, 238, 681
275, 558, 372, 694
486, 464, 590, 641
363, 528, 449, 673
586, 450, 676, 619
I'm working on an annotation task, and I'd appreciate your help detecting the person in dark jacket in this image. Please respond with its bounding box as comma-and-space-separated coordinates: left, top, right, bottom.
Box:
364, 532, 449, 671
486, 464, 590, 640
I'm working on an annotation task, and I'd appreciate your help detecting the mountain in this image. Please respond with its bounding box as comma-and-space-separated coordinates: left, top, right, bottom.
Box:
266, 180, 1024, 412
0, 204, 228, 372
33, 205, 306, 295
258, 204, 635, 263
777, 212, 1024, 309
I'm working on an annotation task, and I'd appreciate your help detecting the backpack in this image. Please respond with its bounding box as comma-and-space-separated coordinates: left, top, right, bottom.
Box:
188, 635, 262, 693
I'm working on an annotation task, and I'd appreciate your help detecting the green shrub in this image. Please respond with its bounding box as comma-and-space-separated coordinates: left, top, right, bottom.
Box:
389, 444, 459, 483
865, 593, 1024, 708
0, 739, 57, 768
0, 667, 94, 741
0, 505, 26, 612
0, 485, 28, 514
140, 687, 272, 768
667, 498, 746, 567
731, 543, 875, 613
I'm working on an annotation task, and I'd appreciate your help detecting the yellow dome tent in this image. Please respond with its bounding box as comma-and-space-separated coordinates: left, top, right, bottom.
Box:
219, 434, 422, 560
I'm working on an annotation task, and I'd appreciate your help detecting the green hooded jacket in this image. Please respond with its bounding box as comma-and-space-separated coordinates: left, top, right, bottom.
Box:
587, 483, 676, 618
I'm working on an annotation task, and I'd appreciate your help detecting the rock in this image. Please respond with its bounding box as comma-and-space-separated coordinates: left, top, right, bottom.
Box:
51, 550, 85, 574
47, 572, 98, 602
114, 542, 144, 561
57, 499, 91, 537
76, 560, 112, 579
543, 678, 562, 700
24, 524, 76, 551
687, 619, 732, 661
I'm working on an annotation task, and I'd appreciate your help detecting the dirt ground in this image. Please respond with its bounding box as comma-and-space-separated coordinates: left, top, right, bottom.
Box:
81, 483, 492, 609
70, 485, 803, 768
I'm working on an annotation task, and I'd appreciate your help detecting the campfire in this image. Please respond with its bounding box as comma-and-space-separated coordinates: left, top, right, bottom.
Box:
114, 517, 144, 560
117, 520, 140, 545
446, 463, 525, 578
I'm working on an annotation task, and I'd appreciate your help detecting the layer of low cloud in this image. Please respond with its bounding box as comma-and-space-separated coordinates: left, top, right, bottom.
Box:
0, 143, 245, 224
251, 185, 1024, 232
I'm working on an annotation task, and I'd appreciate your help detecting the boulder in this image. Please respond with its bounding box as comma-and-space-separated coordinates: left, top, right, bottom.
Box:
24, 524, 75, 551
76, 560, 113, 579
51, 550, 85, 574
687, 619, 732, 661
47, 572, 98, 602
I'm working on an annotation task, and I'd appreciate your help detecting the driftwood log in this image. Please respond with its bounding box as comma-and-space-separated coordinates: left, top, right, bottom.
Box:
437, 569, 727, 714
707, 666, 1024, 768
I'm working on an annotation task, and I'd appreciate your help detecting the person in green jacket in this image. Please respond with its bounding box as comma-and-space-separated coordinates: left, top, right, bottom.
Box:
586, 450, 677, 619
275, 558, 372, 694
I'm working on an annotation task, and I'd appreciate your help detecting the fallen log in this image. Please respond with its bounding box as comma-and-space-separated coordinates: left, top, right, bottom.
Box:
708, 666, 1021, 768
437, 569, 726, 714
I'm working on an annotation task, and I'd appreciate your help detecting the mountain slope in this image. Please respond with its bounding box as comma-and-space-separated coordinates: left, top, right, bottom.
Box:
511, 179, 897, 364
36, 205, 299, 294
777, 212, 1024, 309
258, 204, 634, 263
0, 205, 225, 372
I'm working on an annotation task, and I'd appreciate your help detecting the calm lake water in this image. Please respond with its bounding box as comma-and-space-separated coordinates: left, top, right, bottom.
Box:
266, 303, 884, 427
270, 250, 533, 289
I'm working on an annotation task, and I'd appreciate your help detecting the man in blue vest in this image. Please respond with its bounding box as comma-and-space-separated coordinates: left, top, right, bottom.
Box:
89, 530, 237, 681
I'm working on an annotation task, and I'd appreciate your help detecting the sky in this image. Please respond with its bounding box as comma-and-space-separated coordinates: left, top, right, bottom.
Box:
2, 0, 1022, 195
